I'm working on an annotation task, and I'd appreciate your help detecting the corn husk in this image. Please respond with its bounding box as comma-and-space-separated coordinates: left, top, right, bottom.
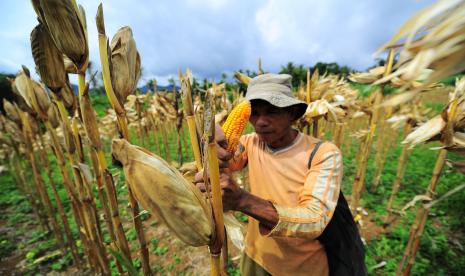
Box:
47, 103, 60, 128
13, 72, 33, 110
32, 81, 51, 117
34, 0, 88, 70
3, 99, 21, 124
110, 27, 141, 106
3, 118, 24, 144
402, 116, 445, 147
403, 77, 465, 147
234, 72, 251, 85
30, 23, 66, 93
305, 99, 346, 122
80, 85, 102, 150
349, 66, 385, 84
58, 81, 77, 112
111, 139, 213, 246
375, 0, 465, 89
26, 112, 40, 137
181, 69, 194, 116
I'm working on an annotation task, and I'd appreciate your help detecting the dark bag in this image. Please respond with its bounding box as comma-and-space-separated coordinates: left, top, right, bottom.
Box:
309, 141, 367, 276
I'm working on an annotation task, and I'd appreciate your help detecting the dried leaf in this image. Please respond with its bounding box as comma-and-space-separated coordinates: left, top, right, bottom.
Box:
403, 116, 445, 147
30, 23, 66, 93
401, 195, 432, 213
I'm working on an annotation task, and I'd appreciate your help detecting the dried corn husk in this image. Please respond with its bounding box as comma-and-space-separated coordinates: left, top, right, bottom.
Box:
30, 23, 66, 93
34, 0, 88, 70
375, 0, 465, 88
26, 113, 39, 137
110, 27, 141, 106
58, 81, 77, 112
3, 99, 20, 124
80, 85, 102, 150
32, 81, 51, 117
234, 72, 251, 85
111, 139, 213, 246
13, 72, 33, 110
3, 118, 24, 144
63, 55, 78, 74
181, 70, 194, 116
47, 103, 60, 128
403, 77, 465, 147
349, 66, 385, 84
305, 99, 346, 122
403, 116, 445, 147
62, 115, 76, 154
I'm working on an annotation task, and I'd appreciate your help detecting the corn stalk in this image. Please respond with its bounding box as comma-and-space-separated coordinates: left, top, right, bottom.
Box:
386, 120, 414, 216
181, 71, 203, 170
53, 95, 110, 274
203, 90, 225, 276
18, 111, 65, 253
370, 114, 397, 192
37, 128, 81, 265
397, 98, 458, 275
351, 49, 395, 208
96, 5, 150, 275
78, 75, 128, 274
350, 90, 383, 208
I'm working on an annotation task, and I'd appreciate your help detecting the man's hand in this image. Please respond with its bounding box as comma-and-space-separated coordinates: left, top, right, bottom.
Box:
215, 124, 233, 168
194, 172, 244, 212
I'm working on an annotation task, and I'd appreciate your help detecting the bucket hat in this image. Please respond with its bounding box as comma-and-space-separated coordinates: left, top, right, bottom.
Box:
246, 73, 307, 119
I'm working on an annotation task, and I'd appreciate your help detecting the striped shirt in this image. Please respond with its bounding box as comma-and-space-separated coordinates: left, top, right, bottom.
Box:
229, 132, 343, 276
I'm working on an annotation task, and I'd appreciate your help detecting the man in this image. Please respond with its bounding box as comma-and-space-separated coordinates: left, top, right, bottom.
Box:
196, 74, 366, 275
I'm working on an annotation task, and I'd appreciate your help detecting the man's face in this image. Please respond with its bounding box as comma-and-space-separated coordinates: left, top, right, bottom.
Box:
249, 100, 294, 146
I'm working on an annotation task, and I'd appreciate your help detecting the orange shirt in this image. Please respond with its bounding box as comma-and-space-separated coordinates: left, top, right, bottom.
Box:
230, 132, 343, 276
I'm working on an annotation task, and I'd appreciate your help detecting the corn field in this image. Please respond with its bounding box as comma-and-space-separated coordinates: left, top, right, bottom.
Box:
1, 0, 465, 275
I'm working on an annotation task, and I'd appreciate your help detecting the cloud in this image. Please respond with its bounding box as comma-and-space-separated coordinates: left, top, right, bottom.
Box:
0, 0, 436, 85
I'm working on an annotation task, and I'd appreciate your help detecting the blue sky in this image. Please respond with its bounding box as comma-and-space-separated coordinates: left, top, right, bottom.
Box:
0, 0, 435, 85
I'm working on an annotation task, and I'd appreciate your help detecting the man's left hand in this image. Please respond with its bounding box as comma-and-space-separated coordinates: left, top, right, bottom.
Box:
194, 172, 244, 212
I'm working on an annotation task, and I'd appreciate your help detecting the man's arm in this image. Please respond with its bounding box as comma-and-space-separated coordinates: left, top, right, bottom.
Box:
236, 192, 278, 230
217, 174, 278, 231
221, 144, 342, 239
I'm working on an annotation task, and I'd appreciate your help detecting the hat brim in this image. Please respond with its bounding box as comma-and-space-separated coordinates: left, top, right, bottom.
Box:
246, 92, 308, 120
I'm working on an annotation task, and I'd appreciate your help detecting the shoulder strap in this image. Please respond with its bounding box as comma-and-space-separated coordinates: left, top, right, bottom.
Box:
307, 141, 324, 169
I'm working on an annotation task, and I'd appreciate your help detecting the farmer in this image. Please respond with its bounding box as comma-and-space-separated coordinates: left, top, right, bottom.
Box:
196, 73, 366, 276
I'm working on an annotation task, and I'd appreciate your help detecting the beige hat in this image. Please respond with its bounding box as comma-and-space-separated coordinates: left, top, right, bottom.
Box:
246, 73, 307, 119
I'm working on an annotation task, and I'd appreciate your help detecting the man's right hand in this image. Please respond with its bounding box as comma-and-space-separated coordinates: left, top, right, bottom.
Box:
215, 124, 232, 169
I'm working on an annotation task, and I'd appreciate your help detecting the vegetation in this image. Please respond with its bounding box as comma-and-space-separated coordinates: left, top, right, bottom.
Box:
2, 0, 465, 275
2, 84, 465, 274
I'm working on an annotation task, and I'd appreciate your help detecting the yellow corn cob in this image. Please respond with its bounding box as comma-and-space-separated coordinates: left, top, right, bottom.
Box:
222, 100, 251, 153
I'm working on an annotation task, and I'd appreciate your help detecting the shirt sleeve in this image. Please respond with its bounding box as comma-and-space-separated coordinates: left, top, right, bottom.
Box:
263, 144, 342, 239
228, 136, 248, 172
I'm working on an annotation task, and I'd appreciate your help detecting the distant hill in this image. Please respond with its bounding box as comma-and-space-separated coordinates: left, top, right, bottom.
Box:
71, 84, 181, 94
138, 84, 181, 93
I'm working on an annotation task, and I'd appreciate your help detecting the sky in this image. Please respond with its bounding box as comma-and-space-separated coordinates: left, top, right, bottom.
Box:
0, 0, 436, 86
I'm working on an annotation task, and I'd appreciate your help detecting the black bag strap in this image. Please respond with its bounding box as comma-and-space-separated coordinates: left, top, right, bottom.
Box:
307, 140, 367, 276
308, 140, 324, 169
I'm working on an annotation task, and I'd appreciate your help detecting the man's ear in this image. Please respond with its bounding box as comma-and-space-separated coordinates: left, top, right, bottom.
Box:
289, 106, 301, 121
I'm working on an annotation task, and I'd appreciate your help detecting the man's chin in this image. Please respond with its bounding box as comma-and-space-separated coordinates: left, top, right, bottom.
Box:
257, 133, 272, 144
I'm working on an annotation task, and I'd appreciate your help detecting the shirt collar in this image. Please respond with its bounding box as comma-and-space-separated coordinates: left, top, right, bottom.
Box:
265, 131, 302, 155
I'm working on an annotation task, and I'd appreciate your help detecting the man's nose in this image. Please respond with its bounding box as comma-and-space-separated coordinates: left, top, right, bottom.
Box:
255, 115, 270, 127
